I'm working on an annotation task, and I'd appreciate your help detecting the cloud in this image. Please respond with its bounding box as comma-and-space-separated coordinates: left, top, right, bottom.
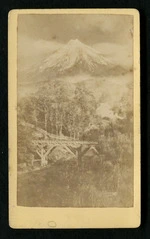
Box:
18, 35, 63, 57
18, 14, 133, 45
93, 42, 133, 69
96, 103, 115, 118
18, 35, 63, 71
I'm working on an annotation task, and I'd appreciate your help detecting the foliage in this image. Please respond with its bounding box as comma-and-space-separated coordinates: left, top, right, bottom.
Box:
17, 78, 134, 207
17, 160, 133, 207
18, 81, 97, 139
17, 78, 133, 167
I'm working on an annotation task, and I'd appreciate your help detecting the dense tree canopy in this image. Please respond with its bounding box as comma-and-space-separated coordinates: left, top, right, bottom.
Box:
17, 79, 133, 167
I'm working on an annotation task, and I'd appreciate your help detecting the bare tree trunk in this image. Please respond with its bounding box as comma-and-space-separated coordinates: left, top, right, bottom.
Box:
76, 146, 82, 169
73, 131, 76, 140
44, 114, 47, 138
55, 107, 59, 135
40, 148, 47, 167
59, 114, 63, 135
59, 125, 62, 135
33, 109, 38, 128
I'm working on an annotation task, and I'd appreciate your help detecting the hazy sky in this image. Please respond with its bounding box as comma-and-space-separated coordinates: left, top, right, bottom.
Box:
17, 14, 133, 111
18, 14, 133, 75
18, 14, 133, 45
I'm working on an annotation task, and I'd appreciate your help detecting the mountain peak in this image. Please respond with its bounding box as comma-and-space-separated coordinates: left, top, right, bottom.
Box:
39, 40, 127, 77
68, 39, 81, 43
68, 39, 82, 45
67, 39, 85, 49
39, 39, 110, 75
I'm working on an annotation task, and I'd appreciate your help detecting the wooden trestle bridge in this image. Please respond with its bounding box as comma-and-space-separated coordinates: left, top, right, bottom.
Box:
32, 138, 99, 167
22, 121, 100, 167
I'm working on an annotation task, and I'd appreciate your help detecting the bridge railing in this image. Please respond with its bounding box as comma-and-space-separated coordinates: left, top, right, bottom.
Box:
32, 139, 98, 146
21, 121, 98, 145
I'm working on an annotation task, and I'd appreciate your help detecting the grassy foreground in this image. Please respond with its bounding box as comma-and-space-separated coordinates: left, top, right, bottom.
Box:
17, 159, 133, 208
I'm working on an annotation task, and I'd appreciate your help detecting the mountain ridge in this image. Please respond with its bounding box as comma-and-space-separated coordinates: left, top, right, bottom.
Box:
39, 39, 126, 77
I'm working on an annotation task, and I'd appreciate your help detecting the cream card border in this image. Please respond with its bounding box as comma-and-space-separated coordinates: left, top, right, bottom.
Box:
8, 8, 140, 228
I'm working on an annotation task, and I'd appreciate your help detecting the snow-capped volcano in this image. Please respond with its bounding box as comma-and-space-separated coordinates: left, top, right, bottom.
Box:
39, 39, 125, 76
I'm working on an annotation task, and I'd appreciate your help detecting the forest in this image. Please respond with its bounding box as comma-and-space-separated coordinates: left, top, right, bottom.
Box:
17, 78, 134, 207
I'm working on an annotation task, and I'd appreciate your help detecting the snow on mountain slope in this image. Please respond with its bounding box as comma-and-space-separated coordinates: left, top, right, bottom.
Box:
39, 39, 126, 76
18, 39, 130, 97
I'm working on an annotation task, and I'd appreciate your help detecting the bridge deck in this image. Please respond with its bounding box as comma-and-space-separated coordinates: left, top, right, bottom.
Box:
32, 139, 98, 146
22, 121, 98, 146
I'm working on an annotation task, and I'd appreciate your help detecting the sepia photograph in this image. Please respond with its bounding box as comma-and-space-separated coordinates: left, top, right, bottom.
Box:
9, 9, 140, 228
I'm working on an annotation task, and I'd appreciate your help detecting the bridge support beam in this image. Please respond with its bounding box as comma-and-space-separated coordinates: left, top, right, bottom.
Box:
32, 139, 99, 168
35, 145, 56, 167
76, 146, 82, 168
36, 147, 48, 167
76, 145, 100, 169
